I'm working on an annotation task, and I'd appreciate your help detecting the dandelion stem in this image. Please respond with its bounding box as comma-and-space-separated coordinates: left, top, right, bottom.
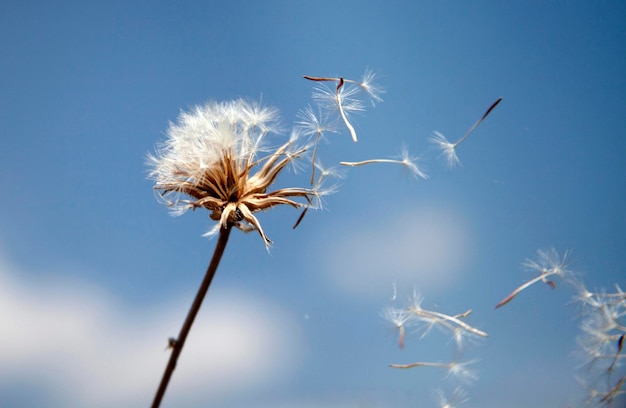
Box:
151, 225, 233, 408
340, 159, 405, 167
411, 308, 488, 338
335, 78, 358, 143
495, 269, 559, 309
390, 361, 450, 369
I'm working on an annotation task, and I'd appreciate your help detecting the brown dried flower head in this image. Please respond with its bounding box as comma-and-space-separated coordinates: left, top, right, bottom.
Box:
148, 99, 325, 247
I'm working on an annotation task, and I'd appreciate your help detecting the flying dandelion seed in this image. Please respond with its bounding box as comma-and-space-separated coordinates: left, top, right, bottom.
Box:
431, 97, 503, 168
495, 248, 571, 309
304, 71, 383, 142
340, 146, 428, 179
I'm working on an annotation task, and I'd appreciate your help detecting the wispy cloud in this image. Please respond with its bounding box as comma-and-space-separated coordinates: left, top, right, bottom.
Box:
320, 207, 472, 297
0, 255, 302, 407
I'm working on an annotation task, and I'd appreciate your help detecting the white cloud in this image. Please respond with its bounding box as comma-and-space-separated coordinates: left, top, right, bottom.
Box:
321, 206, 473, 297
0, 254, 302, 407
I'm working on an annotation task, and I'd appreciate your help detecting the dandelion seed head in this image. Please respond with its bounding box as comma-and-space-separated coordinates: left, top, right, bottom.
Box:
148, 99, 323, 247
239, 99, 280, 133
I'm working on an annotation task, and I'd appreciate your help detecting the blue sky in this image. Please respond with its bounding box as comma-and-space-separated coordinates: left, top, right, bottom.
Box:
1, 1, 625, 407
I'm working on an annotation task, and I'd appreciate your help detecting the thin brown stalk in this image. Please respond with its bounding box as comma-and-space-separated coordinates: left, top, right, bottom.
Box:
292, 207, 309, 230
302, 75, 361, 86
309, 130, 322, 185
453, 97, 503, 147
303, 75, 337, 82
151, 225, 233, 408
